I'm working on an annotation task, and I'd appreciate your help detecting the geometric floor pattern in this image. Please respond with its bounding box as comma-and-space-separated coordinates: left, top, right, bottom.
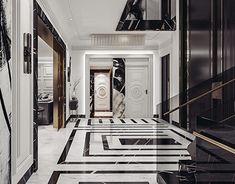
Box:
27, 118, 195, 184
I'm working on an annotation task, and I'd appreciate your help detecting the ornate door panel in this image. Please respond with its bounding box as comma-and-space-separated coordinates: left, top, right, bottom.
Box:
94, 72, 110, 111
126, 65, 148, 117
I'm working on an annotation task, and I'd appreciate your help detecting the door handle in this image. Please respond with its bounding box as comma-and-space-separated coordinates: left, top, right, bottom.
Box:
145, 90, 148, 94
23, 33, 32, 74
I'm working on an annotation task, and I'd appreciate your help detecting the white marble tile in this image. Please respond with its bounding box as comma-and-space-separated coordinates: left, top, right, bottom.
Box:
27, 118, 195, 184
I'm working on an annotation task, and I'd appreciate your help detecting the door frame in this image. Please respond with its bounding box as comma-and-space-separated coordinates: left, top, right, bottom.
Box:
161, 54, 170, 122
85, 54, 153, 118
32, 0, 67, 171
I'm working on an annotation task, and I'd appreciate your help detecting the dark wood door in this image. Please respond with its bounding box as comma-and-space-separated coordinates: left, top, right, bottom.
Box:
53, 41, 64, 130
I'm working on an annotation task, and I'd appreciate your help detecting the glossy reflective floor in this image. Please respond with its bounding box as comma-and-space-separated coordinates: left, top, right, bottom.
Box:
27, 118, 235, 184
27, 118, 194, 184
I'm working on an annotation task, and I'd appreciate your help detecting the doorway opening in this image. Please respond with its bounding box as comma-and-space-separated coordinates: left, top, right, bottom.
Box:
33, 1, 66, 171
88, 57, 152, 118
161, 54, 170, 122
90, 66, 113, 118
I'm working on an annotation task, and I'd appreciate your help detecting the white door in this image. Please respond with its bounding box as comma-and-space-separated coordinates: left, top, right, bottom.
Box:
126, 65, 149, 117
94, 72, 110, 111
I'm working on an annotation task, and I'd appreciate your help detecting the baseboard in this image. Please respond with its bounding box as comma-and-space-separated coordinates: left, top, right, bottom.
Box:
172, 120, 180, 127
17, 164, 34, 184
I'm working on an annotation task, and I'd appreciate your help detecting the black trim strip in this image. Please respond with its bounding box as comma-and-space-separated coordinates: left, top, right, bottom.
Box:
0, 89, 11, 132
120, 119, 126, 124
74, 119, 81, 128
88, 119, 91, 126
102, 135, 187, 151
131, 119, 138, 123
57, 130, 76, 164
48, 171, 93, 184
83, 132, 190, 157
65, 116, 72, 127
152, 119, 161, 123
57, 127, 229, 165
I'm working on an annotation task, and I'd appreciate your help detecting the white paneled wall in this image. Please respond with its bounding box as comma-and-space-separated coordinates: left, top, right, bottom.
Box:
70, 50, 160, 117
12, 0, 33, 183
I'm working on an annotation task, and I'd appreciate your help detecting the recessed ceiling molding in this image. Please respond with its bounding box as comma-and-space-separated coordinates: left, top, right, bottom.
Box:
91, 34, 146, 47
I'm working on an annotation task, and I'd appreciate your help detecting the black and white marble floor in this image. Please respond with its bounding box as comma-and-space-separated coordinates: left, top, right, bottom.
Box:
27, 118, 195, 184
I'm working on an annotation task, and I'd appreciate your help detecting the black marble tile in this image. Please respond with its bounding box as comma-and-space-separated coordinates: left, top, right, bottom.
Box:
17, 164, 34, 184
119, 138, 181, 145
57, 130, 76, 164
74, 119, 81, 128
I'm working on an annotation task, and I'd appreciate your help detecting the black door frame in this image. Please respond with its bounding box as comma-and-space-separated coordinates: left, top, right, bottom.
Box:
161, 54, 170, 122
33, 0, 67, 172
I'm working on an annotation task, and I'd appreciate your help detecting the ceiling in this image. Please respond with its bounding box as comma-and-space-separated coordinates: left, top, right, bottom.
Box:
39, 0, 173, 50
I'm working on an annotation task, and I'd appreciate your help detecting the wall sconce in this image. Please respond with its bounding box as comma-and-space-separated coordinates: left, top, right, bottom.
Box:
23, 33, 32, 74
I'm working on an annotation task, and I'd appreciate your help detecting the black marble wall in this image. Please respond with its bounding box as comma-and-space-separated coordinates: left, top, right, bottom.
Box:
113, 58, 125, 118
180, 0, 235, 155
0, 0, 11, 183
187, 0, 213, 131
90, 71, 94, 117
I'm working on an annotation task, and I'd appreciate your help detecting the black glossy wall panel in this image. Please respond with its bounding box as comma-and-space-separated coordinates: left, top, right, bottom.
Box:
183, 0, 235, 142
187, 0, 213, 131
222, 0, 235, 118
188, 0, 212, 89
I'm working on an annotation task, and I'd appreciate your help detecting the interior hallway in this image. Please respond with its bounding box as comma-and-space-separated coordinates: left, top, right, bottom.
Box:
27, 118, 194, 183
